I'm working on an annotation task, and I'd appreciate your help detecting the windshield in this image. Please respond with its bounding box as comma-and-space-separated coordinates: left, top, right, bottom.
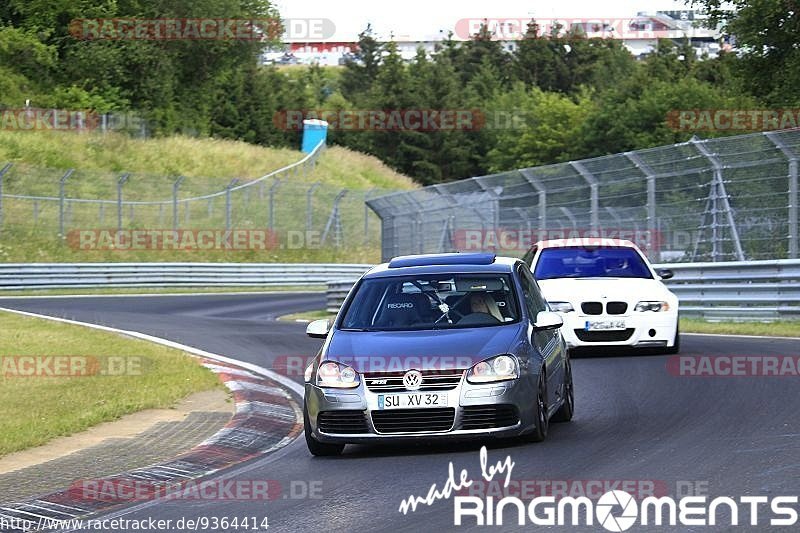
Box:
340, 274, 520, 331
534, 247, 653, 280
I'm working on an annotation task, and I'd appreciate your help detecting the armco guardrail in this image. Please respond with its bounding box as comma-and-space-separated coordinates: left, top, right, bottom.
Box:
662, 259, 800, 320
327, 279, 359, 314
0, 263, 372, 290
322, 259, 800, 321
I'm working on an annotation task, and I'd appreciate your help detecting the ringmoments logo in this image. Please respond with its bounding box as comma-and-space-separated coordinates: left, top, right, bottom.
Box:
396, 447, 800, 529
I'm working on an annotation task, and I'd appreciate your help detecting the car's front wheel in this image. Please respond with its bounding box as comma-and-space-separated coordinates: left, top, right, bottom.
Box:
524, 370, 549, 442
304, 404, 344, 456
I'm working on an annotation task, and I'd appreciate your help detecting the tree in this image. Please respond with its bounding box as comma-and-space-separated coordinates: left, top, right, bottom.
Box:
577, 74, 757, 156
691, 0, 800, 104
485, 84, 591, 171
340, 24, 383, 100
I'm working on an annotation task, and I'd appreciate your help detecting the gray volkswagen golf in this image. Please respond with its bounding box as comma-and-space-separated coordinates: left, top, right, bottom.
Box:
303, 253, 573, 455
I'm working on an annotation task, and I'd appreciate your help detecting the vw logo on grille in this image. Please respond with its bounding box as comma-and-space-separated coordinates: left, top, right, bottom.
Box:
403, 370, 423, 391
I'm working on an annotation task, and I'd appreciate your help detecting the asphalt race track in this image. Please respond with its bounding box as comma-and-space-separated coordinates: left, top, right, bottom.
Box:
1, 293, 798, 532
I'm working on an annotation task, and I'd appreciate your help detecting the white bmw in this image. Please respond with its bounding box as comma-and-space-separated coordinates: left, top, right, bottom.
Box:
523, 238, 680, 353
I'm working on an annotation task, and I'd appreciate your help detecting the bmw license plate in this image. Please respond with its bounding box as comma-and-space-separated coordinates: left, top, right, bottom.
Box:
378, 392, 448, 410
585, 320, 626, 331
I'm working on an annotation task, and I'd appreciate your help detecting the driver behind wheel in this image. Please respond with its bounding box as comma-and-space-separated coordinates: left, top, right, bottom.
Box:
469, 292, 504, 322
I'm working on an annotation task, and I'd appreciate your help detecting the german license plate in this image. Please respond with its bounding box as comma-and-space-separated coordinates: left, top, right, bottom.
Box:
585, 320, 626, 331
378, 392, 448, 410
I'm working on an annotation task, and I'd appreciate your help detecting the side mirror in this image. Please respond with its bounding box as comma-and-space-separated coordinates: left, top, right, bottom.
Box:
306, 319, 331, 339
533, 311, 563, 331
657, 268, 674, 280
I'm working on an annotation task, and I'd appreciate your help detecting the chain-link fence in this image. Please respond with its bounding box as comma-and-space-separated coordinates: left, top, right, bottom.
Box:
367, 130, 800, 263
0, 143, 390, 253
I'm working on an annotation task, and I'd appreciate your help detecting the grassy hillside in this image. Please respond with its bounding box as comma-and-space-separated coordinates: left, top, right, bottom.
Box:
0, 131, 416, 192
0, 131, 415, 264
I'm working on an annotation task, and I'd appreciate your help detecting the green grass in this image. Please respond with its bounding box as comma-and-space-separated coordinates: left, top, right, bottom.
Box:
680, 318, 800, 338
0, 310, 222, 457
0, 130, 415, 263
277, 309, 334, 322
0, 131, 415, 192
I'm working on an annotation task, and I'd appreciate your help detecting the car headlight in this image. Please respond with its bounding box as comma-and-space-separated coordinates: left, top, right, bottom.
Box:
316, 361, 360, 388
549, 301, 574, 313
467, 355, 519, 383
634, 301, 670, 312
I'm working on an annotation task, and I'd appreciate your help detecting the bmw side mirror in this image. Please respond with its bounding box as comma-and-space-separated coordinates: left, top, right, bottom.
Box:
533, 311, 563, 331
306, 319, 331, 339
657, 269, 674, 280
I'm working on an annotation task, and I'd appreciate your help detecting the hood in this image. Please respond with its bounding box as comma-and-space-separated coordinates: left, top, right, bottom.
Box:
538, 277, 675, 303
324, 324, 524, 372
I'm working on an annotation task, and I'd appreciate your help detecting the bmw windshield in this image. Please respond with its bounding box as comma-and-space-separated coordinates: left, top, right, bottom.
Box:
534, 247, 653, 280
340, 274, 520, 331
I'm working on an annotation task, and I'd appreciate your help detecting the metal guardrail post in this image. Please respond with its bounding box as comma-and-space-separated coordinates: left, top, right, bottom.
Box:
692, 139, 745, 261
571, 161, 599, 232
559, 207, 577, 229
306, 182, 320, 232
117, 173, 130, 232
269, 179, 282, 231
625, 152, 658, 259
225, 178, 240, 231
172, 176, 185, 231
765, 132, 798, 259
0, 163, 12, 229
59, 169, 75, 238
321, 190, 348, 247
364, 188, 376, 246
519, 169, 547, 231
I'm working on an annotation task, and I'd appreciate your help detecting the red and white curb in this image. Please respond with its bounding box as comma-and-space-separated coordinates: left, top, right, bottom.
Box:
0, 307, 304, 533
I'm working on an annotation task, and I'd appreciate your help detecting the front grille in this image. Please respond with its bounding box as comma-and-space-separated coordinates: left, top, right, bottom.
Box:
371, 408, 455, 433
606, 301, 628, 315
574, 328, 635, 342
581, 302, 603, 315
460, 405, 519, 430
317, 410, 369, 434
364, 369, 464, 392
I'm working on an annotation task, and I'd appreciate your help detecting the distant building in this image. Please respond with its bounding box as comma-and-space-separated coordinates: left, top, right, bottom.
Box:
263, 11, 725, 67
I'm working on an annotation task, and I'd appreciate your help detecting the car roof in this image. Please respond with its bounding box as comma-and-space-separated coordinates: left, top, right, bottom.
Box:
364, 253, 520, 279
533, 238, 640, 250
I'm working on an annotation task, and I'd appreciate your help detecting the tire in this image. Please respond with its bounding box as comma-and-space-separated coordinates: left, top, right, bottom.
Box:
665, 322, 680, 354
524, 370, 549, 442
304, 404, 345, 456
552, 358, 574, 423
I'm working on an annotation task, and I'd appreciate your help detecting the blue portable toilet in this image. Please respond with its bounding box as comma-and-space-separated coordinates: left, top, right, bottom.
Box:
302, 119, 329, 153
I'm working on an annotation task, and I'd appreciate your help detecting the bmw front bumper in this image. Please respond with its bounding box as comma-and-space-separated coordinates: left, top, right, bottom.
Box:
557, 310, 678, 349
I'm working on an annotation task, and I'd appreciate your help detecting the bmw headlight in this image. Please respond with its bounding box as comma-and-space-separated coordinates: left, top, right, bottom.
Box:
549, 301, 574, 313
467, 355, 519, 383
316, 361, 360, 388
634, 301, 670, 312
